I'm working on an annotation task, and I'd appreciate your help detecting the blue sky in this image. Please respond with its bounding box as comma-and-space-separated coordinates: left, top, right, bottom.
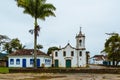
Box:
0, 0, 120, 56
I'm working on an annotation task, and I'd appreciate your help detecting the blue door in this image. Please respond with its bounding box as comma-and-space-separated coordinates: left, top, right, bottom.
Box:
22, 59, 26, 68
37, 59, 40, 67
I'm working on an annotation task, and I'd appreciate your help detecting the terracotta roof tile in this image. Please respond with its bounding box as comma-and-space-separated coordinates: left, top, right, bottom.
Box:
9, 49, 48, 56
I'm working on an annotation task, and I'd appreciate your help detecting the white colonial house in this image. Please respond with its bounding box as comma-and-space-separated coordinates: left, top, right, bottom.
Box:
90, 55, 107, 64
52, 28, 89, 68
8, 49, 52, 68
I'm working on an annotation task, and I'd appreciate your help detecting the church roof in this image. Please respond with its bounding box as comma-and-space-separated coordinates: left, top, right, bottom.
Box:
61, 43, 86, 50
62, 43, 76, 49
8, 49, 48, 56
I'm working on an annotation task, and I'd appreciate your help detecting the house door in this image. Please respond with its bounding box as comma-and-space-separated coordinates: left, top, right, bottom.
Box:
22, 59, 26, 68
37, 59, 40, 67
66, 60, 71, 68
54, 60, 59, 67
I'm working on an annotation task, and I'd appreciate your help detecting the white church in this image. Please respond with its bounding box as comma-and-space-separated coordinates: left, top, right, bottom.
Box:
52, 28, 89, 68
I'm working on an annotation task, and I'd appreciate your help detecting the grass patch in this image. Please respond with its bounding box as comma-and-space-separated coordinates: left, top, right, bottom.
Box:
0, 67, 9, 73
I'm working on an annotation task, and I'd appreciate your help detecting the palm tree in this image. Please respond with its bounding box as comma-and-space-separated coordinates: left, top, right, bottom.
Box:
15, 0, 56, 68
36, 44, 43, 50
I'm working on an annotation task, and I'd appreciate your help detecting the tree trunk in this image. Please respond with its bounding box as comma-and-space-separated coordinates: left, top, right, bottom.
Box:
112, 60, 115, 66
34, 0, 39, 68
34, 18, 37, 68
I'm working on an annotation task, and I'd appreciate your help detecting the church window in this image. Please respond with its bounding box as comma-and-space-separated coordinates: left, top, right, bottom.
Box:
63, 51, 66, 57
71, 51, 74, 56
55, 52, 58, 57
79, 40, 82, 46
79, 51, 82, 56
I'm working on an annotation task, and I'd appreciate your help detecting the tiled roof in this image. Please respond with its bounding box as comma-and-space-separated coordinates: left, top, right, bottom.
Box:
9, 49, 48, 56
93, 55, 107, 61
76, 30, 85, 38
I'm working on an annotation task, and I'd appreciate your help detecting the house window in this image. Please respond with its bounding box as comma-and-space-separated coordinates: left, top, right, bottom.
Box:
45, 59, 51, 65
55, 52, 58, 57
10, 59, 14, 65
79, 51, 82, 56
16, 59, 20, 65
30, 59, 33, 65
63, 51, 66, 57
71, 51, 74, 56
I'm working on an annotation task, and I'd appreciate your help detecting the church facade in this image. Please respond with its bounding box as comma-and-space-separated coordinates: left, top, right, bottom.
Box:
52, 28, 89, 68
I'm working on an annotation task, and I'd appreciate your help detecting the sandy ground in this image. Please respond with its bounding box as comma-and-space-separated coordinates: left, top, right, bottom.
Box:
0, 73, 120, 80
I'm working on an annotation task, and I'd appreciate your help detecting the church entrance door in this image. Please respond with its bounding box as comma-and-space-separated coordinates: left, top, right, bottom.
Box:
66, 59, 71, 68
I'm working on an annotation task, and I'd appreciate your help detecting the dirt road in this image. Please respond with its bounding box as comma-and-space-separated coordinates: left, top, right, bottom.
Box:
0, 73, 120, 80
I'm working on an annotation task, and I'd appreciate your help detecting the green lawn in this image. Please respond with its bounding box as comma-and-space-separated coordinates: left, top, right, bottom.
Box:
0, 67, 9, 73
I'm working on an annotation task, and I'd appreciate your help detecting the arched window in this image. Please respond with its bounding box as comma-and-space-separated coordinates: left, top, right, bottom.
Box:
55, 52, 58, 57
79, 40, 82, 46
16, 59, 20, 65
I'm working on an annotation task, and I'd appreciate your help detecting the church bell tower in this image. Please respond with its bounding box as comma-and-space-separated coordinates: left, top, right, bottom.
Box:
76, 27, 85, 49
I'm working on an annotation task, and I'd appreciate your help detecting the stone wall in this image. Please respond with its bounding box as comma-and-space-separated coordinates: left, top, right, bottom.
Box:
9, 68, 120, 74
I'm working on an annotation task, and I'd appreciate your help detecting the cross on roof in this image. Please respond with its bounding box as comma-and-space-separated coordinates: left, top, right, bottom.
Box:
79, 27, 82, 34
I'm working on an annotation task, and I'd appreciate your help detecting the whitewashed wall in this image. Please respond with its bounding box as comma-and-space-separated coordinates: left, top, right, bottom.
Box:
78, 50, 87, 67
8, 56, 52, 68
53, 45, 87, 67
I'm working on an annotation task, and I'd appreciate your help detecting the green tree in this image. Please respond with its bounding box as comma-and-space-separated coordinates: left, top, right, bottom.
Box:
47, 46, 59, 67
47, 46, 59, 55
3, 42, 12, 53
0, 35, 10, 45
36, 44, 43, 50
0, 35, 10, 53
102, 33, 120, 66
3, 38, 25, 54
15, 0, 56, 68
